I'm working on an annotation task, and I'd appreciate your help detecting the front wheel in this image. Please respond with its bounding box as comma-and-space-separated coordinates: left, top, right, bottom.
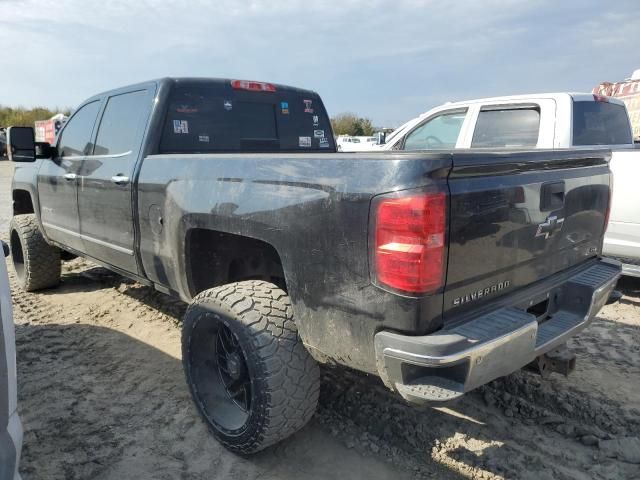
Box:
9, 214, 60, 291
182, 280, 320, 454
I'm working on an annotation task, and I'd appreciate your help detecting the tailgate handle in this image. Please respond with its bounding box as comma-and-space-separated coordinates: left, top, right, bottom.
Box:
540, 181, 565, 211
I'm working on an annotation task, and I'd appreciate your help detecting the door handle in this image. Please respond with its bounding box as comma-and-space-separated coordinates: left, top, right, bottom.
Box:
111, 175, 130, 185
540, 181, 565, 211
63, 173, 78, 181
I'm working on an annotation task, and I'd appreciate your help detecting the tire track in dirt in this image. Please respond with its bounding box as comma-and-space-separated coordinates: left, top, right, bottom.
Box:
10, 258, 640, 479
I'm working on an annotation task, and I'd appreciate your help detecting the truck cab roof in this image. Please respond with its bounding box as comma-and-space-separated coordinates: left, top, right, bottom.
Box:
68, 77, 335, 154
442, 92, 626, 108
85, 77, 322, 104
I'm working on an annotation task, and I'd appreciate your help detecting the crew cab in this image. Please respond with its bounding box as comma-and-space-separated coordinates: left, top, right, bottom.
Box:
380, 93, 639, 276
6, 79, 620, 454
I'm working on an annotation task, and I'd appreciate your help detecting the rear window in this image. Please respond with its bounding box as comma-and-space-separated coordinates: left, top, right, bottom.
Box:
471, 107, 540, 148
572, 100, 632, 146
159, 83, 334, 153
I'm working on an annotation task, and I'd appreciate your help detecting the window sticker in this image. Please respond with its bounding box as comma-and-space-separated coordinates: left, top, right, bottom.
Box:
173, 120, 189, 134
303, 99, 314, 114
314, 130, 324, 138
299, 136, 312, 147
313, 115, 319, 127
198, 135, 210, 143
280, 101, 289, 115
224, 100, 233, 111
319, 137, 330, 148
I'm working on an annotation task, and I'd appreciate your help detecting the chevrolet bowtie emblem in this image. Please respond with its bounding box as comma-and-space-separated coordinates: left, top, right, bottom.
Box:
536, 215, 565, 239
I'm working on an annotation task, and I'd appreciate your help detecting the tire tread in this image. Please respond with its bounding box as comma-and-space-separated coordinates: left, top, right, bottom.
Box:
10, 214, 60, 291
184, 280, 320, 454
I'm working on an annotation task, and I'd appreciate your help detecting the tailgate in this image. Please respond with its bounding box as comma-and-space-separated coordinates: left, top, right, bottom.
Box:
443, 149, 611, 320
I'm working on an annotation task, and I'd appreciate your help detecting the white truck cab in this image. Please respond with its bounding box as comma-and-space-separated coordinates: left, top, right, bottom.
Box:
381, 93, 632, 150
382, 92, 638, 275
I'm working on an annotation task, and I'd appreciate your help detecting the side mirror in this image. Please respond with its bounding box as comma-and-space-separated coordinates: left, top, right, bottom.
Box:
7, 126, 36, 162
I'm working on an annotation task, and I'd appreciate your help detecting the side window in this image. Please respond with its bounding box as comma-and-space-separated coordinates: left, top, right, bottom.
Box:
58, 101, 101, 157
403, 110, 467, 151
471, 107, 540, 148
94, 90, 149, 156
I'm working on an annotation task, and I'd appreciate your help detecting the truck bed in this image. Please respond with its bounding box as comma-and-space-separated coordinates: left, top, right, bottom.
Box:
135, 148, 611, 373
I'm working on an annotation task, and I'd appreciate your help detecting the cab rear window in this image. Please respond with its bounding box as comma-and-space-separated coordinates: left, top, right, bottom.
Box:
572, 100, 632, 145
159, 83, 334, 153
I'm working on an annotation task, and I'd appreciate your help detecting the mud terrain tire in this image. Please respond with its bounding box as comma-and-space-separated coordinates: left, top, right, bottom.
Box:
182, 280, 320, 454
9, 214, 60, 291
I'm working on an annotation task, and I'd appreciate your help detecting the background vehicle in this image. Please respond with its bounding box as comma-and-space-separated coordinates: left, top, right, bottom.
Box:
593, 68, 640, 142
0, 240, 22, 480
6, 78, 619, 454
336, 135, 378, 152
34, 114, 68, 145
0, 130, 6, 159
381, 92, 639, 276
592, 70, 640, 275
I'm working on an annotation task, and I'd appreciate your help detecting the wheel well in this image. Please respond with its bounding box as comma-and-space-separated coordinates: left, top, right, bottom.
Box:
186, 229, 286, 295
13, 190, 34, 215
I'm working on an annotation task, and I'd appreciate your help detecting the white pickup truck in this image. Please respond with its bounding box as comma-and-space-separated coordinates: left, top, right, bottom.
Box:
381, 93, 639, 276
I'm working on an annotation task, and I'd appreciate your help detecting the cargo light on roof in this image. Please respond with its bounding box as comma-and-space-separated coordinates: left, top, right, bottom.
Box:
231, 80, 277, 93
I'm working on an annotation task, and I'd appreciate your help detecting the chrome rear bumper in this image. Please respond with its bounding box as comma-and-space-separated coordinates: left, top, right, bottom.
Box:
374, 258, 621, 404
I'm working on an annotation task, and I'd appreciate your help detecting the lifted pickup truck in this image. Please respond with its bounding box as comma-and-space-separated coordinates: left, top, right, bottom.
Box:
6, 78, 620, 453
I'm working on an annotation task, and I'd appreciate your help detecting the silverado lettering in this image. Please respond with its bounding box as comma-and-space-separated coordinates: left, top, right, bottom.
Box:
453, 281, 511, 307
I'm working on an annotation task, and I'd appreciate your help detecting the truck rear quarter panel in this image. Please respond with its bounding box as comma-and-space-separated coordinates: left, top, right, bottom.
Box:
136, 153, 451, 373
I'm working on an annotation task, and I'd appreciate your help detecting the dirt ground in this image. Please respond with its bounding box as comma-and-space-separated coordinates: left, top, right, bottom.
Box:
1, 161, 639, 480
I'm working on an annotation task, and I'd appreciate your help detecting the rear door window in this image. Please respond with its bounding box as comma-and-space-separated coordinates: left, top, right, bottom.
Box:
402, 110, 467, 150
160, 83, 334, 153
572, 100, 632, 145
93, 90, 150, 156
471, 107, 540, 148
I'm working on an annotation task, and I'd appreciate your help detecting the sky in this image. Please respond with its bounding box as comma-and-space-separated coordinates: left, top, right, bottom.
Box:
0, 0, 639, 127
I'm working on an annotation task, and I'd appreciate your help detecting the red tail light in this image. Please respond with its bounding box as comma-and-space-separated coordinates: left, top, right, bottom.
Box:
231, 79, 276, 92
373, 191, 447, 294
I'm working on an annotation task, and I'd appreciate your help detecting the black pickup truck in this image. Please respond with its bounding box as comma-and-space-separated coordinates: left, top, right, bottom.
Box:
6, 78, 620, 453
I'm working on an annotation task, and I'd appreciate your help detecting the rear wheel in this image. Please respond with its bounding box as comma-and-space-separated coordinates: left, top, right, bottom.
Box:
182, 280, 319, 454
9, 214, 60, 291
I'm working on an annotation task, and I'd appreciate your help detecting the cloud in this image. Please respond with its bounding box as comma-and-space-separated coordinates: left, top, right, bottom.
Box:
0, 0, 638, 125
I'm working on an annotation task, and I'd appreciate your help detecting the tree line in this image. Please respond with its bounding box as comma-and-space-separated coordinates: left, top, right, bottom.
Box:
0, 106, 70, 128
330, 113, 376, 136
